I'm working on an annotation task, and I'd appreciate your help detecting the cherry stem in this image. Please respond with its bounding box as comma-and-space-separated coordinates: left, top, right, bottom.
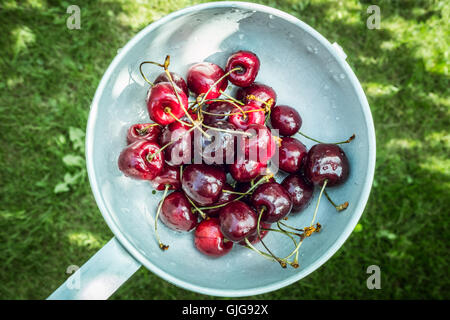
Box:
278, 221, 306, 232
136, 123, 159, 135
154, 185, 170, 251
282, 181, 328, 261
246, 95, 274, 112
165, 108, 193, 127
198, 98, 248, 119
262, 227, 302, 238
197, 67, 243, 106
244, 238, 279, 262
185, 195, 206, 219
297, 132, 356, 145
310, 180, 327, 226
193, 174, 274, 212
200, 107, 265, 118
201, 122, 252, 136
222, 189, 251, 196
139, 60, 165, 86
276, 222, 300, 267
257, 207, 287, 268
324, 190, 349, 212
219, 90, 245, 106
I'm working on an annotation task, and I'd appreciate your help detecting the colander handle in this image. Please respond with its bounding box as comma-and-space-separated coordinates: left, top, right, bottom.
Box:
47, 237, 141, 300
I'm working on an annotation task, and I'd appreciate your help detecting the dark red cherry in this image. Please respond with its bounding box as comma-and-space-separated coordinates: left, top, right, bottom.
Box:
194, 121, 237, 164
181, 164, 226, 206
219, 201, 257, 242
159, 121, 193, 166
203, 100, 235, 125
187, 62, 228, 101
281, 174, 314, 212
194, 218, 233, 257
226, 50, 260, 87
160, 191, 198, 231
147, 82, 188, 126
251, 182, 293, 223
238, 222, 271, 245
239, 123, 277, 164
278, 137, 308, 173
205, 183, 238, 217
236, 82, 276, 110
270, 105, 302, 136
229, 159, 266, 182
154, 72, 189, 96
305, 144, 350, 187
228, 104, 265, 130
126, 123, 161, 145
150, 164, 180, 190
118, 140, 164, 180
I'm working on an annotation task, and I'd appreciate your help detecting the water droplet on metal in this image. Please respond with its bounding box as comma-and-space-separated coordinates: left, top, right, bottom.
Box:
330, 100, 337, 109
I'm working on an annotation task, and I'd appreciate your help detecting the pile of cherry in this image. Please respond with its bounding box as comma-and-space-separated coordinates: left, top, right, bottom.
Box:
118, 51, 354, 268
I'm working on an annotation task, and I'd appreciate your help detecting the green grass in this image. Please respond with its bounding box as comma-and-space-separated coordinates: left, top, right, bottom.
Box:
0, 0, 448, 299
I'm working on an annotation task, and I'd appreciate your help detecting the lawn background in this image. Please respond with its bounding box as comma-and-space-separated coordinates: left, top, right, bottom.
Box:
0, 0, 448, 299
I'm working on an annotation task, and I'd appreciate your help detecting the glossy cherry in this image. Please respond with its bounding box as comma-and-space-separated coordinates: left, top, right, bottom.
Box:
219, 201, 258, 242
238, 222, 271, 245
229, 158, 267, 182
278, 137, 308, 173
194, 218, 233, 257
251, 182, 293, 223
147, 82, 188, 126
239, 123, 277, 164
226, 50, 260, 87
194, 121, 237, 164
154, 71, 189, 96
187, 62, 228, 101
126, 123, 161, 145
118, 140, 164, 180
305, 144, 350, 187
205, 183, 238, 217
270, 105, 302, 136
159, 121, 193, 166
236, 82, 277, 110
160, 191, 198, 231
181, 164, 226, 206
202, 100, 235, 125
281, 174, 314, 212
228, 104, 265, 130
150, 164, 181, 191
